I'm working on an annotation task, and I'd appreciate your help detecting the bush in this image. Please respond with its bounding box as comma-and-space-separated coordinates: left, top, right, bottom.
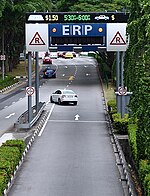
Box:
107, 100, 117, 114
128, 123, 138, 163
0, 75, 18, 90
107, 100, 117, 120
0, 140, 26, 195
0, 170, 8, 196
112, 113, 129, 134
139, 160, 150, 195
0, 147, 20, 170
2, 139, 25, 155
0, 160, 12, 178
139, 160, 150, 184
144, 173, 150, 196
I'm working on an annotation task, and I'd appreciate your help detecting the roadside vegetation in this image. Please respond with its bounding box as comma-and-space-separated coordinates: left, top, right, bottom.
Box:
0, 0, 149, 195
0, 140, 26, 195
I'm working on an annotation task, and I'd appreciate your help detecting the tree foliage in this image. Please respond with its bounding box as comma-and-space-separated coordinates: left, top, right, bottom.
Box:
0, 0, 52, 71
124, 0, 150, 162
56, 0, 130, 12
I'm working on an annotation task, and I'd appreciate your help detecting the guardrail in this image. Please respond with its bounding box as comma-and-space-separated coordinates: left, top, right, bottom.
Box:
15, 102, 46, 129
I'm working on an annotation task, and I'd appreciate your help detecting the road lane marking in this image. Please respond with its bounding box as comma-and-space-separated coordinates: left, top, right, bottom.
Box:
75, 114, 80, 121
38, 104, 55, 136
48, 120, 107, 123
0, 133, 15, 146
5, 113, 15, 119
69, 76, 74, 80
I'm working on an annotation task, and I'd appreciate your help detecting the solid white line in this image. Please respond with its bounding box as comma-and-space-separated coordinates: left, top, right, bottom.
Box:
5, 113, 15, 119
48, 120, 107, 123
38, 104, 55, 136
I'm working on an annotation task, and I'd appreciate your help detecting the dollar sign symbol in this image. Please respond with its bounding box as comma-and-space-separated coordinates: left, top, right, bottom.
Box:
45, 15, 48, 21
111, 15, 115, 20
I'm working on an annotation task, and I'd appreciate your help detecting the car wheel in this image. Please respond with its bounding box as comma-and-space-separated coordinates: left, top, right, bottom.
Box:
50, 96, 54, 103
58, 98, 61, 105
74, 101, 77, 105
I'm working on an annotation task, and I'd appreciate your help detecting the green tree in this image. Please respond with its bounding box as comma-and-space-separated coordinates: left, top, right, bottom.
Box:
56, 0, 130, 12
124, 0, 150, 162
0, 0, 52, 72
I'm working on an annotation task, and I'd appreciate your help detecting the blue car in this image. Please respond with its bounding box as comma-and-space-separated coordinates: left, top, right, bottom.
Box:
43, 68, 56, 78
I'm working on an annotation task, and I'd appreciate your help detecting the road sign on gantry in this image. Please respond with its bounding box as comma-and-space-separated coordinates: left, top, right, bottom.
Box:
107, 23, 129, 51
26, 24, 48, 51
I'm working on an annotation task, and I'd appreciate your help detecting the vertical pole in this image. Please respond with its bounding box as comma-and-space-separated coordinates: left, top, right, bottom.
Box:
116, 51, 121, 113
24, 46, 27, 76
35, 52, 39, 113
2, 28, 5, 80
28, 52, 32, 123
120, 52, 124, 87
121, 51, 125, 118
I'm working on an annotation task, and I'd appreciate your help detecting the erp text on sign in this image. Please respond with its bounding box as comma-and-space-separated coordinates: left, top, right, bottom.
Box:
49, 23, 106, 37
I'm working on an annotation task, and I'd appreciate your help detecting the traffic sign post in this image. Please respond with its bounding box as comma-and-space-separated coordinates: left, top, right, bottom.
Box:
35, 51, 39, 113
28, 52, 32, 123
0, 55, 6, 60
26, 86, 35, 96
117, 86, 127, 96
107, 23, 128, 51
26, 24, 48, 52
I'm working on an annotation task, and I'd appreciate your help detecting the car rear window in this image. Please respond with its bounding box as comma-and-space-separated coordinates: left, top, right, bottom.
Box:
63, 90, 74, 94
47, 70, 54, 73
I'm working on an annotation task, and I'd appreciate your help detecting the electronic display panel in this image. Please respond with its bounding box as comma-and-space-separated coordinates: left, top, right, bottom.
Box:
51, 36, 104, 45
26, 12, 129, 23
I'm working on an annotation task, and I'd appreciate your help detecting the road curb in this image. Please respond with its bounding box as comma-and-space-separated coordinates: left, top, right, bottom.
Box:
0, 82, 20, 93
3, 110, 49, 196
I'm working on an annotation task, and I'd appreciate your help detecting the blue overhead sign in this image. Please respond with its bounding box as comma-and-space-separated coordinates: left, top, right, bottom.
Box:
49, 23, 106, 37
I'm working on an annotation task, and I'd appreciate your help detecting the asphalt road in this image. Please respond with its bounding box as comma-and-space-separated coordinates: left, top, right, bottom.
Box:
4, 56, 125, 195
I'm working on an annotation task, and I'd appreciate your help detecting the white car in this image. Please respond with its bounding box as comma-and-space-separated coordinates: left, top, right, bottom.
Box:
95, 15, 109, 20
50, 52, 58, 59
50, 89, 78, 105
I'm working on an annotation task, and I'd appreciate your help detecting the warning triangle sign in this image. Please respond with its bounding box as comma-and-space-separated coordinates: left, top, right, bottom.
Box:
29, 32, 45, 45
110, 31, 126, 45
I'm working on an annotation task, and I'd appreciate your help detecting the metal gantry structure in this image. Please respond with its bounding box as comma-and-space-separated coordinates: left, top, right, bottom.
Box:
24, 11, 131, 126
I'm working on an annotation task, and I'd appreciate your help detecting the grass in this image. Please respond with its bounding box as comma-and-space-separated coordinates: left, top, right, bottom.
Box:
103, 82, 116, 102
0, 60, 35, 78
10, 61, 28, 77
0, 61, 36, 89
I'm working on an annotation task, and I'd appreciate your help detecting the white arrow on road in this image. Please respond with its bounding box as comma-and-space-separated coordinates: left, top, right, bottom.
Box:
5, 113, 15, 119
75, 114, 80, 121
